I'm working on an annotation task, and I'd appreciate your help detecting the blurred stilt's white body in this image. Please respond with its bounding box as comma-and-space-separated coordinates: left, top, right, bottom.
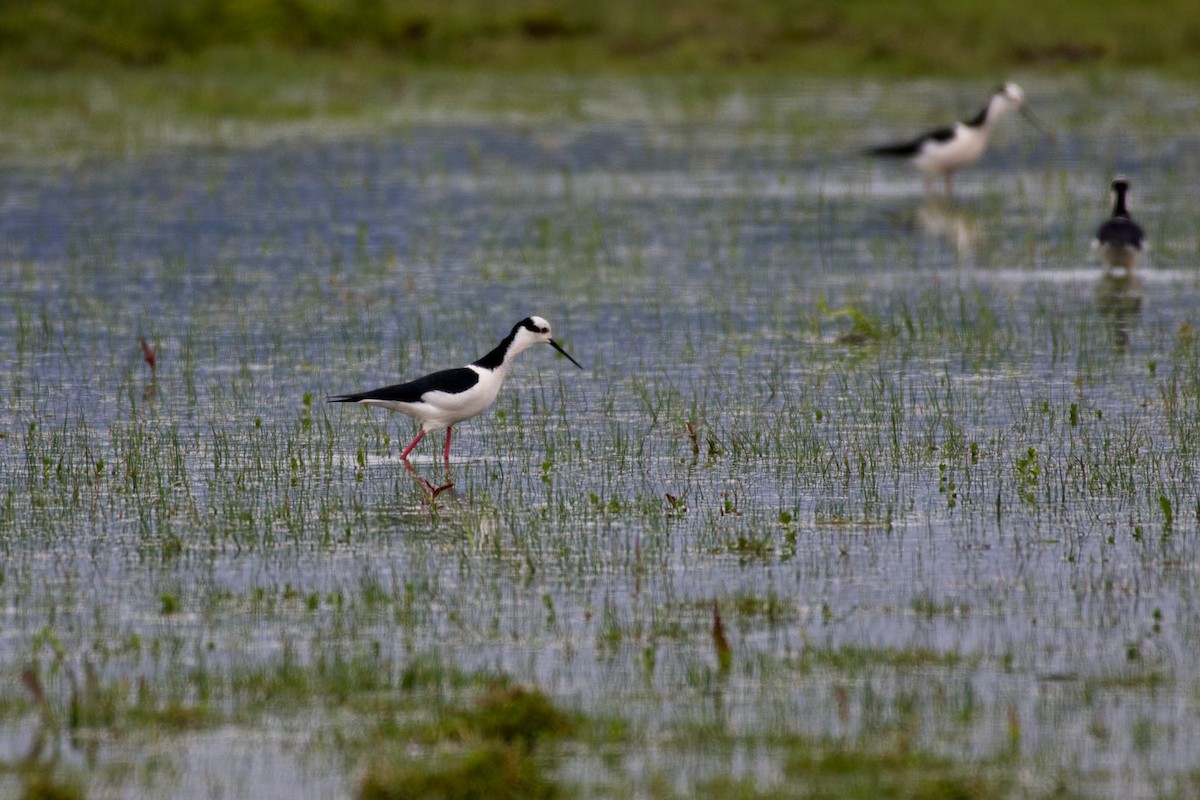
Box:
868, 83, 1051, 194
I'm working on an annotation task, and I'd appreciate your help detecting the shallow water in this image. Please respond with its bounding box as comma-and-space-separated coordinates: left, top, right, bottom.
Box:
2, 75, 1200, 798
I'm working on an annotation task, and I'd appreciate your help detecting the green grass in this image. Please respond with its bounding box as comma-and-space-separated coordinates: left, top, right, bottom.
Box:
792, 644, 973, 673
359, 744, 559, 800
4, 0, 1200, 75
358, 685, 574, 799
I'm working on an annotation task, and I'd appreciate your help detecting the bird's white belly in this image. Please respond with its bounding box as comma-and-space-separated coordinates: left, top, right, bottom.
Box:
361, 366, 505, 431
914, 128, 989, 174
1097, 243, 1140, 270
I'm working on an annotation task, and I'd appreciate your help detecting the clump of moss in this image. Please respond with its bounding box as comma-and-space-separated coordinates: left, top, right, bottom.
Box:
359, 744, 557, 800
360, 683, 577, 799
455, 685, 574, 749
21, 774, 86, 800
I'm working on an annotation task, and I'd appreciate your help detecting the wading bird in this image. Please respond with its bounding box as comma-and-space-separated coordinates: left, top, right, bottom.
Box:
330, 316, 582, 461
1093, 177, 1145, 273
867, 83, 1052, 195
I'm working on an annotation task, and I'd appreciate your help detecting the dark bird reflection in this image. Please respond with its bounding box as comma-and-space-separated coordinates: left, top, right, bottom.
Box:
1095, 269, 1143, 348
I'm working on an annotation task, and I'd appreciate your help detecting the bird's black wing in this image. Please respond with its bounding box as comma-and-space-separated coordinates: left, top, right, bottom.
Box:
1096, 218, 1144, 250
866, 126, 955, 157
328, 367, 479, 404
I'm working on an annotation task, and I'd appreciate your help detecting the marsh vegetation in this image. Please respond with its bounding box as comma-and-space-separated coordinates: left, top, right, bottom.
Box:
1, 73, 1199, 798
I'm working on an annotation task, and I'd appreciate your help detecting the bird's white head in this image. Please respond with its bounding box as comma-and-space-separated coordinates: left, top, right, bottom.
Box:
1002, 83, 1025, 104
990, 82, 1054, 140
991, 83, 1026, 115
509, 316, 583, 368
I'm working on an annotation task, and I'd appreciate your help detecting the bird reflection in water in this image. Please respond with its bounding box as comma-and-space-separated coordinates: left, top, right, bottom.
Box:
1095, 269, 1143, 348
403, 459, 456, 508
914, 196, 983, 253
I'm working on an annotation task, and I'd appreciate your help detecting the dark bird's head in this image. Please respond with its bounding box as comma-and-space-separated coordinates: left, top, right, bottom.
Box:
1110, 177, 1132, 216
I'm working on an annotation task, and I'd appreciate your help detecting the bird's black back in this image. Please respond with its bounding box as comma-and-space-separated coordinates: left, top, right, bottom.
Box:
867, 126, 954, 157
1096, 217, 1144, 250
328, 367, 480, 404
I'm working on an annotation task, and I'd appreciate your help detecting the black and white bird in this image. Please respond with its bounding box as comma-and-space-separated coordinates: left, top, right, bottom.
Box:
867, 83, 1052, 194
330, 316, 582, 461
1093, 177, 1145, 273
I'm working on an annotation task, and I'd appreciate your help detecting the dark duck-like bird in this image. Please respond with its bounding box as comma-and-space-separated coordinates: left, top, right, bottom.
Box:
1093, 177, 1145, 273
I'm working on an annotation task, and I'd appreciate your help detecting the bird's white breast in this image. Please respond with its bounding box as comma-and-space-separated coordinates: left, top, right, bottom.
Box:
913, 125, 990, 175
1094, 241, 1141, 270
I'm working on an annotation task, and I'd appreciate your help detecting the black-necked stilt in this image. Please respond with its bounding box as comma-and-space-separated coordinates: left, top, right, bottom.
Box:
329, 316, 582, 461
1093, 177, 1145, 273
867, 83, 1052, 194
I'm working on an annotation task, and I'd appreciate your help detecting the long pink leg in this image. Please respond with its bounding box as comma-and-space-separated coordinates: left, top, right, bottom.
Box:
399, 430, 426, 460
944, 172, 954, 196
443, 427, 453, 461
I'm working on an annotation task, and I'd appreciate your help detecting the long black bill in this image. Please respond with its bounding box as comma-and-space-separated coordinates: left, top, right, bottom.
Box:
1020, 105, 1056, 143
550, 339, 583, 369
